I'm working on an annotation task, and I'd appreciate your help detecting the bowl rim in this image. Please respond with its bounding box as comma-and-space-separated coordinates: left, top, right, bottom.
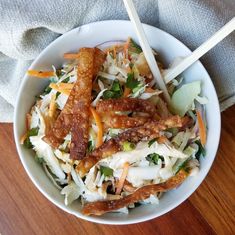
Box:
13, 20, 221, 225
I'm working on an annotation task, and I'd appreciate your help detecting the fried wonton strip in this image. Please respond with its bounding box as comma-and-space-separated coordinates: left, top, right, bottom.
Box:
76, 115, 182, 177
70, 48, 95, 160
104, 115, 149, 129
43, 48, 94, 150
96, 98, 157, 115
43, 48, 105, 150
70, 48, 105, 159
63, 48, 106, 77
82, 170, 188, 215
93, 48, 106, 76
70, 102, 91, 160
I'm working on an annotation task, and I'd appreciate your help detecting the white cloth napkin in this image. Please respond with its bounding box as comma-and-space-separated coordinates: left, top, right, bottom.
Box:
0, 0, 234, 122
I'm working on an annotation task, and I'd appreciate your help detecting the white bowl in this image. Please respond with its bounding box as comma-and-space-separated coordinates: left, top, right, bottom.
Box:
14, 20, 221, 225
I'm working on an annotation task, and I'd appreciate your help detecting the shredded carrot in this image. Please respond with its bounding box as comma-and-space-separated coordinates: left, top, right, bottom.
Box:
145, 87, 156, 93
20, 132, 28, 145
27, 70, 55, 78
123, 37, 130, 58
49, 83, 72, 95
116, 162, 130, 195
90, 107, 103, 148
63, 53, 79, 59
123, 86, 131, 97
48, 94, 57, 118
56, 83, 74, 89
196, 110, 207, 146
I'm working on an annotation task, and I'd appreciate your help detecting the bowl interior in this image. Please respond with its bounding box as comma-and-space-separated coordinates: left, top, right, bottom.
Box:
14, 20, 221, 225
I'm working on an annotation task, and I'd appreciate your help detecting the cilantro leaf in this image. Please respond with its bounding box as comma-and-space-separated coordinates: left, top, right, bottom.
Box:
100, 166, 113, 177
23, 127, 39, 149
148, 138, 157, 147
128, 38, 142, 54
146, 153, 164, 165
195, 140, 206, 160
126, 73, 140, 90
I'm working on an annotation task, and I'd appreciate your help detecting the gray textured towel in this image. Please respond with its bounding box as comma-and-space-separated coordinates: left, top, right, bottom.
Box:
0, 0, 234, 122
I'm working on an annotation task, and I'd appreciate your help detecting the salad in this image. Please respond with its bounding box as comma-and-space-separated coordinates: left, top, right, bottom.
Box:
21, 38, 207, 216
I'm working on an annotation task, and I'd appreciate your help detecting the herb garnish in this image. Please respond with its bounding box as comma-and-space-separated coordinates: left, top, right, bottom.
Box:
23, 127, 39, 149
146, 153, 164, 165
103, 80, 123, 99
195, 140, 206, 160
100, 166, 113, 177
148, 138, 157, 147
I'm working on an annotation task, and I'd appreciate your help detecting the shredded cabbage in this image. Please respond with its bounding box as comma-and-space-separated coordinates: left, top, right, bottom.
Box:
61, 182, 81, 205
171, 81, 201, 116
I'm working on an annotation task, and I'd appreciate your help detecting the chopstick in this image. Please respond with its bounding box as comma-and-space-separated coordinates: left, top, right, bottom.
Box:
123, 0, 171, 104
164, 17, 235, 84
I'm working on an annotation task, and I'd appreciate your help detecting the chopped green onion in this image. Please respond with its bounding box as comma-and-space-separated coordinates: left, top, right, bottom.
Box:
146, 153, 164, 165
100, 166, 113, 177
122, 141, 136, 151
103, 80, 123, 99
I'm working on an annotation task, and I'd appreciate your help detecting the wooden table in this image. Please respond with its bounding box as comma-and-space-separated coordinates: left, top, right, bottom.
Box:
0, 106, 234, 235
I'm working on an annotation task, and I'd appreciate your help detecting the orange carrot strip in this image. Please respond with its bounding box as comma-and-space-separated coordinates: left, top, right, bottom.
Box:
123, 37, 131, 58
123, 87, 131, 97
27, 70, 55, 78
196, 110, 207, 146
90, 107, 103, 148
55, 83, 74, 89
49, 83, 72, 96
116, 162, 130, 195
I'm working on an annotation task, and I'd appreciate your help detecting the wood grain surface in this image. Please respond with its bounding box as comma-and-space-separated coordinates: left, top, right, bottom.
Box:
0, 106, 235, 235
